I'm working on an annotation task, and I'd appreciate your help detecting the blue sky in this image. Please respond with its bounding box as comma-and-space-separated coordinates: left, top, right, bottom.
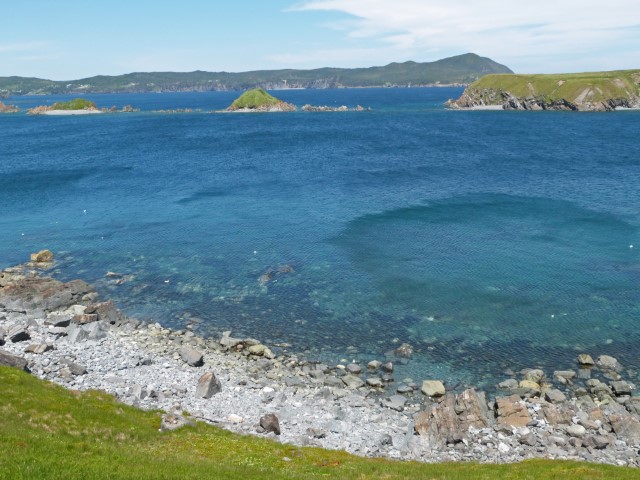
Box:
2, 0, 639, 79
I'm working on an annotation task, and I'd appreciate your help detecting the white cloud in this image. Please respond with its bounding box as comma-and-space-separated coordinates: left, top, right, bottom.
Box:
290, 0, 640, 72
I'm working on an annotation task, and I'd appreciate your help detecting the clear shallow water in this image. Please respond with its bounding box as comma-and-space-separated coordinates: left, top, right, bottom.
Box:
1, 88, 640, 390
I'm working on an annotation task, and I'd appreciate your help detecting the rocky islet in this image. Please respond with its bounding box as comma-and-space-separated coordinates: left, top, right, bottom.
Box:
2, 253, 640, 467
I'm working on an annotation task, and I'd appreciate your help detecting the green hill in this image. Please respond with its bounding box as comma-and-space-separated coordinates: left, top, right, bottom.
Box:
51, 98, 98, 110
449, 70, 640, 111
0, 53, 512, 96
227, 88, 290, 111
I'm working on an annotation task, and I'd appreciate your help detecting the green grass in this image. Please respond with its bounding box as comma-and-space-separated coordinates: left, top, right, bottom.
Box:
228, 88, 282, 110
1, 365, 638, 479
467, 70, 640, 104
50, 98, 97, 110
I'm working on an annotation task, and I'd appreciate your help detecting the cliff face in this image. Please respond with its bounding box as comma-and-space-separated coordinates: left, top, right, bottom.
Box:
448, 71, 640, 112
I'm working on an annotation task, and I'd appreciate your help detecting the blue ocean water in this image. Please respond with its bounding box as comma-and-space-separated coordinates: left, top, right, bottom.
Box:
1, 88, 639, 390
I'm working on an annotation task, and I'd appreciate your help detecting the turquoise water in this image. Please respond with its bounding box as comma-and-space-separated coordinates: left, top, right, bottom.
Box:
1, 88, 639, 389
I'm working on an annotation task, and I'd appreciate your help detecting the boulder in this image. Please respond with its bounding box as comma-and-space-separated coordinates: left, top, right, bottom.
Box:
415, 389, 492, 446
577, 354, 595, 366
67, 325, 89, 343
219, 331, 242, 350
495, 395, 532, 428
367, 360, 382, 371
345, 363, 362, 375
72, 313, 98, 325
566, 424, 586, 438
85, 301, 126, 325
381, 362, 394, 373
366, 377, 383, 388
342, 375, 365, 389
394, 343, 413, 358
8, 325, 30, 343
421, 380, 445, 397
597, 355, 621, 371
0, 350, 30, 372
381, 394, 407, 412
522, 369, 545, 383
161, 413, 195, 431
179, 346, 204, 367
544, 389, 567, 404
259, 413, 281, 435
30, 249, 54, 263
195, 371, 222, 398
611, 381, 632, 396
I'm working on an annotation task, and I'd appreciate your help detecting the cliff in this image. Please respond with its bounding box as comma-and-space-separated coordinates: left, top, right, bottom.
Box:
448, 70, 640, 112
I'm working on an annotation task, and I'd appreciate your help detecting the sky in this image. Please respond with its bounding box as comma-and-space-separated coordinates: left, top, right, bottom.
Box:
1, 0, 639, 79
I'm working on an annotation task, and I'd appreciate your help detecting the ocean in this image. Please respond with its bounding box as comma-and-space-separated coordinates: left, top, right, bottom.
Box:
1, 88, 639, 390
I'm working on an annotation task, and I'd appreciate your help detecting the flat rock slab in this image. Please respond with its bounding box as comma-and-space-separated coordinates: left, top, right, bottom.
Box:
24, 343, 54, 354
421, 380, 445, 397
496, 395, 532, 428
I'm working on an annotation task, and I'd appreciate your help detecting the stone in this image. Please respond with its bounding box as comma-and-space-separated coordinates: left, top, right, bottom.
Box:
323, 376, 344, 388
342, 374, 365, 389
73, 313, 98, 325
381, 395, 407, 411
161, 413, 194, 431
24, 343, 53, 354
414, 389, 492, 447
498, 379, 518, 389
30, 249, 54, 263
8, 325, 30, 343
609, 414, 640, 444
179, 346, 204, 367
495, 395, 532, 428
259, 413, 281, 435
583, 434, 611, 450
396, 383, 413, 394
227, 414, 244, 424
577, 354, 595, 366
544, 389, 567, 404
366, 377, 383, 388
44, 313, 72, 328
248, 344, 267, 356
421, 380, 445, 397
367, 360, 382, 371
196, 371, 222, 398
611, 381, 632, 396
597, 355, 621, 371
0, 350, 30, 372
381, 362, 394, 373
67, 325, 89, 343
394, 343, 413, 358
345, 363, 362, 375
522, 369, 545, 383
518, 380, 541, 395
553, 370, 576, 381
566, 424, 586, 438
85, 301, 126, 325
219, 331, 242, 350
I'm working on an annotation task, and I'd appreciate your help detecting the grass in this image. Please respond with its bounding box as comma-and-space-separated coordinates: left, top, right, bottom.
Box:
468, 70, 640, 104
1, 365, 639, 479
227, 88, 282, 110
50, 98, 97, 110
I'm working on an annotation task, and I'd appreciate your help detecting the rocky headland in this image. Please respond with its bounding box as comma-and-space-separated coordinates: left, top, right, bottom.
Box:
27, 98, 139, 115
448, 70, 640, 112
2, 252, 640, 467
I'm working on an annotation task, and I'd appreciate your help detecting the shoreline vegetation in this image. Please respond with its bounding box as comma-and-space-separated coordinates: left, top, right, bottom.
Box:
3, 252, 640, 474
447, 70, 640, 112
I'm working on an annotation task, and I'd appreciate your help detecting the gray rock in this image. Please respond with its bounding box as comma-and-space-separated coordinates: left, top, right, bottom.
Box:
44, 313, 72, 328
259, 413, 281, 435
583, 434, 611, 450
67, 325, 89, 343
523, 369, 545, 383
544, 389, 567, 404
553, 370, 576, 381
285, 376, 305, 387
342, 375, 365, 389
610, 381, 632, 396
179, 346, 203, 367
323, 376, 344, 388
498, 379, 518, 389
24, 343, 53, 354
9, 325, 30, 343
161, 413, 194, 431
566, 424, 586, 438
346, 363, 362, 375
196, 371, 222, 398
366, 377, 383, 388
307, 427, 327, 439
381, 362, 394, 373
396, 383, 413, 394
219, 331, 242, 350
367, 360, 382, 371
597, 355, 620, 371
85, 300, 126, 325
381, 394, 407, 411
0, 350, 30, 372
518, 433, 537, 446
83, 321, 107, 340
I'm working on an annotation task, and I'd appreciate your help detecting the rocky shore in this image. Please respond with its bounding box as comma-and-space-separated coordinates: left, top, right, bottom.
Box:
2, 252, 640, 467
0, 101, 19, 113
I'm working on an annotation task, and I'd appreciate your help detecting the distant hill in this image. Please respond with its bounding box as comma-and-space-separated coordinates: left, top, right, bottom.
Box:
448, 70, 640, 111
0, 53, 512, 96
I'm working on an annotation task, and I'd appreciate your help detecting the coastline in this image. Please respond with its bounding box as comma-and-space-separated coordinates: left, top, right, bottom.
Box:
2, 255, 640, 466
41, 109, 104, 115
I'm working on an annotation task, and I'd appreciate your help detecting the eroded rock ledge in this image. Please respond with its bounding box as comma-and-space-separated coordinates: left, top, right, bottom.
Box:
2, 254, 640, 466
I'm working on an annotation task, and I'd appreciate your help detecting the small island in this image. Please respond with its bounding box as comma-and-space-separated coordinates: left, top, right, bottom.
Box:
226, 88, 296, 112
0, 101, 19, 113
28, 98, 103, 115
448, 69, 640, 112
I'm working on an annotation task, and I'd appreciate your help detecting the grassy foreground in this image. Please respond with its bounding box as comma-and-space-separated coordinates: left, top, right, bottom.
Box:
1, 366, 639, 480
468, 70, 640, 104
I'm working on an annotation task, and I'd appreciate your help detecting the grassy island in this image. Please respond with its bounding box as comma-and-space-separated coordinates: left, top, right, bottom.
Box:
227, 88, 297, 112
51, 98, 98, 110
449, 70, 640, 111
